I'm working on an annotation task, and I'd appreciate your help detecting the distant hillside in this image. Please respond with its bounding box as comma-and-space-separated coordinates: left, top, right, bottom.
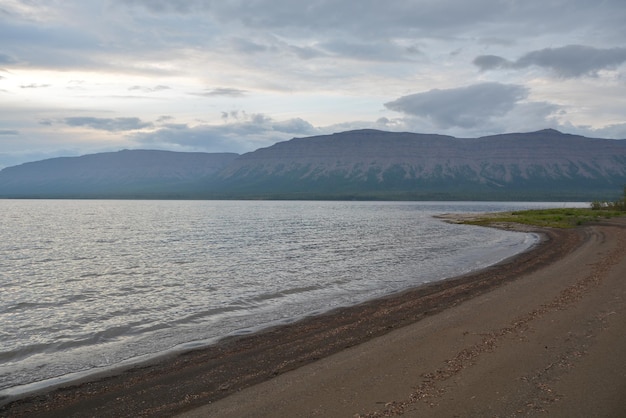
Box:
0, 150, 239, 198
1, 129, 625, 200
213, 129, 626, 200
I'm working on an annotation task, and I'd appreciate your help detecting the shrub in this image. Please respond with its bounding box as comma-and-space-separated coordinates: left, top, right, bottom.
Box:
590, 186, 626, 211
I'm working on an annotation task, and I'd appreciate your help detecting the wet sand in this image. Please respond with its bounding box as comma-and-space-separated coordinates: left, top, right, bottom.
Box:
2, 218, 625, 417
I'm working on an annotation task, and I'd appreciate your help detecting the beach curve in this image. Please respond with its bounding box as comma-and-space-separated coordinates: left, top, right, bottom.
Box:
2, 218, 625, 417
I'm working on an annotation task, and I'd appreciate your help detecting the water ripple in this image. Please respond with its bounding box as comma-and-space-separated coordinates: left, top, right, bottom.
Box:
0, 200, 568, 395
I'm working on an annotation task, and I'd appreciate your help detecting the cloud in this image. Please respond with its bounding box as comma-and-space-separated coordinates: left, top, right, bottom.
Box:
156, 115, 174, 123
0, 130, 19, 135
191, 88, 248, 97
119, 0, 626, 44
288, 44, 326, 60
0, 53, 17, 64
128, 85, 171, 93
119, 0, 200, 14
318, 40, 420, 62
20, 83, 50, 88
0, 18, 101, 70
473, 55, 509, 71
587, 123, 626, 139
2, 0, 626, 165
66, 79, 86, 90
64, 117, 153, 132
474, 45, 626, 77
384, 83, 528, 129
271, 117, 317, 134
229, 37, 269, 54
132, 113, 319, 152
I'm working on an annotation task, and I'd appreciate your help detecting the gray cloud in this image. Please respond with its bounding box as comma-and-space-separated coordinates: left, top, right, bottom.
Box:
5, 1, 625, 76
128, 85, 171, 93
229, 37, 269, 54
119, 0, 626, 42
119, 0, 200, 14
133, 124, 257, 153
133, 113, 318, 152
64, 117, 153, 132
0, 18, 101, 70
192, 88, 247, 97
0, 130, 19, 135
228, 36, 328, 61
473, 55, 509, 71
271, 118, 317, 134
385, 83, 528, 129
2, 0, 626, 164
20, 83, 50, 89
288, 44, 325, 60
474, 45, 626, 77
587, 123, 626, 139
319, 40, 419, 62
375, 99, 563, 139
0, 53, 16, 64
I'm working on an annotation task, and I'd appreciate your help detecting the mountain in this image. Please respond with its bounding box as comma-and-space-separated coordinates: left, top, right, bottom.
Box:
213, 129, 626, 200
1, 129, 625, 200
0, 150, 239, 198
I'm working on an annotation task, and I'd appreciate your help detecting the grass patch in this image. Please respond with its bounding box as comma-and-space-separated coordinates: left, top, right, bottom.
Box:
464, 208, 625, 229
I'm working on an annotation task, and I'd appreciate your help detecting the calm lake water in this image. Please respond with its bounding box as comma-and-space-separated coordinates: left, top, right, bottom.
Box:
0, 200, 581, 398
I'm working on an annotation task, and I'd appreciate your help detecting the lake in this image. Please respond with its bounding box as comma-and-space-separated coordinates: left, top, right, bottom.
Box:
0, 200, 581, 398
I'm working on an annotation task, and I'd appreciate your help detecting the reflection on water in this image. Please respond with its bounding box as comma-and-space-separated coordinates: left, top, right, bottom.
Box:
0, 200, 573, 394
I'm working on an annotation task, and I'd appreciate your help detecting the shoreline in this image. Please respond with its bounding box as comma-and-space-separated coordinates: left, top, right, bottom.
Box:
0, 219, 577, 417
0, 214, 537, 402
4, 218, 626, 417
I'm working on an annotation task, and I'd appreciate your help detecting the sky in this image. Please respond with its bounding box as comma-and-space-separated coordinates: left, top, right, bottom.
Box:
1, 0, 626, 168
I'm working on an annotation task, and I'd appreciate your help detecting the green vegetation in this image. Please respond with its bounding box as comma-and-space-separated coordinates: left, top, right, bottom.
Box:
460, 187, 626, 228
463, 207, 625, 229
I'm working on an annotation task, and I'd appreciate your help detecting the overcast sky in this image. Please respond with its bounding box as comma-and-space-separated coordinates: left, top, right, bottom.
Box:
1, 0, 625, 168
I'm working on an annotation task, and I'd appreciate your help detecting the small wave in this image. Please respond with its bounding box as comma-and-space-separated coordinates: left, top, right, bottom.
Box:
79, 272, 103, 278
249, 284, 323, 304
169, 305, 248, 326
71, 256, 97, 261
34, 258, 58, 264
0, 325, 134, 364
87, 326, 133, 344
128, 322, 171, 335
249, 292, 283, 303
280, 284, 324, 296
1, 293, 93, 315
64, 294, 88, 303
1, 301, 58, 313
0, 343, 50, 363
230, 329, 254, 336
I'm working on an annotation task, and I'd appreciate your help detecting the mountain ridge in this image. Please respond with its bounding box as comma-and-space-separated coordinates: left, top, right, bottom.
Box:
0, 150, 239, 197
1, 129, 625, 200
213, 129, 626, 199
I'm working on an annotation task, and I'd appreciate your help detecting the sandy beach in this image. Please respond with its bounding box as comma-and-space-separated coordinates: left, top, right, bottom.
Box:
2, 218, 625, 417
